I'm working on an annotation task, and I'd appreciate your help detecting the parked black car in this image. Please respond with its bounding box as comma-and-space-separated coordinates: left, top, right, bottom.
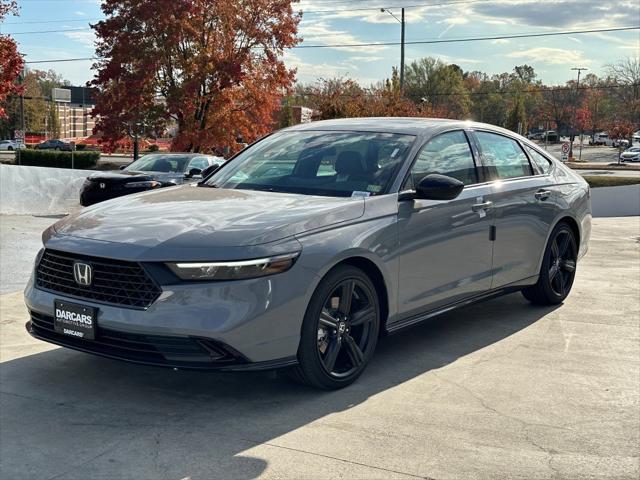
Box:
79, 153, 224, 206
34, 139, 73, 151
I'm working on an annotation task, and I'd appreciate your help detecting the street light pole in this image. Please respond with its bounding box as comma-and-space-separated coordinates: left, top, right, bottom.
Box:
400, 8, 405, 90
381, 8, 405, 91
570, 67, 588, 159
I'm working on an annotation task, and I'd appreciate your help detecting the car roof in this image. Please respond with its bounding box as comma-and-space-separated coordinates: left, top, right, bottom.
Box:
142, 152, 211, 158
283, 117, 520, 137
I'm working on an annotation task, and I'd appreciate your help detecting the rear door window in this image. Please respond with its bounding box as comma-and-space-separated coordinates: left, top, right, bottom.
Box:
475, 131, 533, 179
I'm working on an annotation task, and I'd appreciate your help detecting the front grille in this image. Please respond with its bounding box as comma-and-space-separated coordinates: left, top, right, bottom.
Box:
28, 311, 243, 368
36, 249, 162, 309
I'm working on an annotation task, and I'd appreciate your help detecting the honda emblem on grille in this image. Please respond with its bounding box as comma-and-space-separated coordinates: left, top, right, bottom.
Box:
99, 183, 106, 189
73, 262, 93, 286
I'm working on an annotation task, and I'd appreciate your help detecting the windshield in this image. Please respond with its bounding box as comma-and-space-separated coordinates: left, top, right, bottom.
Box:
125, 154, 193, 173
206, 130, 415, 197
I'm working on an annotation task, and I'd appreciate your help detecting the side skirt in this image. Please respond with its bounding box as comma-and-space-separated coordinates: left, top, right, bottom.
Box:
385, 276, 538, 335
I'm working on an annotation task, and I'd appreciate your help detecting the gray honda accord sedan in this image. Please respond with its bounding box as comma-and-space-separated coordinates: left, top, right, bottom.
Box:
25, 118, 591, 389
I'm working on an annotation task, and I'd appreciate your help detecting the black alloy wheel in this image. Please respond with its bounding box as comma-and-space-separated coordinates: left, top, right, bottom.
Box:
547, 229, 577, 297
523, 223, 578, 305
291, 265, 380, 389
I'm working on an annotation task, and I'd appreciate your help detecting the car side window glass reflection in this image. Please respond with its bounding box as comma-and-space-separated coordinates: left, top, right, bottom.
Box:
188, 157, 210, 170
525, 146, 552, 175
410, 131, 478, 186
476, 131, 533, 179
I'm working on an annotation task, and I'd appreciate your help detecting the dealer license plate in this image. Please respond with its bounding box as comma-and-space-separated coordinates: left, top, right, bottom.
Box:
54, 300, 97, 340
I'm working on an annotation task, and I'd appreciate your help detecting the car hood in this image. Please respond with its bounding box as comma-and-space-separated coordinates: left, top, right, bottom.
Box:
87, 170, 187, 184
52, 185, 365, 252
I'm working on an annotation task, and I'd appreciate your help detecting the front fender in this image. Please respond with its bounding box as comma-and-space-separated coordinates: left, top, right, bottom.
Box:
294, 214, 399, 322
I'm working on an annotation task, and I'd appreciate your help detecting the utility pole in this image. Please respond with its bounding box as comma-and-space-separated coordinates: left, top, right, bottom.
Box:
381, 8, 405, 91
18, 68, 26, 166
569, 67, 588, 159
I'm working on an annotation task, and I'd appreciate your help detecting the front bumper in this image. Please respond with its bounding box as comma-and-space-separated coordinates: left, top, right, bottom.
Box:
24, 257, 316, 369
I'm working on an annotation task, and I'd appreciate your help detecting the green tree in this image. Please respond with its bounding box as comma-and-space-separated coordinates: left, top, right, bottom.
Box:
506, 95, 527, 134
404, 58, 471, 118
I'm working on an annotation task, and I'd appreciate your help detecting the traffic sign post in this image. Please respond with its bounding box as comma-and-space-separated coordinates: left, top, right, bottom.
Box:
561, 142, 570, 163
70, 141, 76, 169
14, 130, 25, 165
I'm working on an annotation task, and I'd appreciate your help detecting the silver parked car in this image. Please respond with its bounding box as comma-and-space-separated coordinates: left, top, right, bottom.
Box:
620, 146, 640, 162
0, 139, 25, 150
25, 118, 591, 389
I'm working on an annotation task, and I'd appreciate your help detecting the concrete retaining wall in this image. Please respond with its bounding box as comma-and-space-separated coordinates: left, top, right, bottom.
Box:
0, 164, 90, 215
590, 184, 640, 218
1, 163, 638, 217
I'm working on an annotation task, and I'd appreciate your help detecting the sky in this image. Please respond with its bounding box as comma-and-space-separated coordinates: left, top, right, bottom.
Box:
4, 0, 640, 88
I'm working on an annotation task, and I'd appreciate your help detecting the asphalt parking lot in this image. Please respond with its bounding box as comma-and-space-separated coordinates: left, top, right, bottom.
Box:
0, 216, 638, 479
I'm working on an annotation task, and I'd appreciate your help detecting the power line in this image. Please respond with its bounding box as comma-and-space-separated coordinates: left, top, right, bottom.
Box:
26, 57, 95, 64
5, 0, 489, 28
3, 17, 102, 25
6, 27, 90, 35
22, 25, 639, 63
301, 0, 488, 14
3, 0, 480, 33
295, 26, 640, 48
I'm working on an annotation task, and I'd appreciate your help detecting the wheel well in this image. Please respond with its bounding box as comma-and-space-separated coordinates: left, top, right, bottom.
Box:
557, 216, 581, 250
334, 257, 390, 335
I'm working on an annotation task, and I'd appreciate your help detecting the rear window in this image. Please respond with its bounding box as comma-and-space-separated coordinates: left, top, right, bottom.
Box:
125, 154, 192, 173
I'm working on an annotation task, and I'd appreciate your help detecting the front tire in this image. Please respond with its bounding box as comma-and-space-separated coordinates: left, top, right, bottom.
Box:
522, 223, 578, 305
291, 265, 380, 390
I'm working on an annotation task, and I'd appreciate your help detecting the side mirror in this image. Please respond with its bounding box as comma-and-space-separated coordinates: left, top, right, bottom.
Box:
415, 174, 464, 200
186, 167, 202, 178
200, 164, 220, 178
119, 165, 127, 170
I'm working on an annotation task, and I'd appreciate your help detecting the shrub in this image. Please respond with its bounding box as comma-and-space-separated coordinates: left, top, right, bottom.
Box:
15, 149, 100, 169
147, 144, 159, 152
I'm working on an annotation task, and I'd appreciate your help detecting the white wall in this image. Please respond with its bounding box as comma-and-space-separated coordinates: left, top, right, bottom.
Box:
1, 163, 638, 218
591, 184, 640, 218
0, 164, 90, 215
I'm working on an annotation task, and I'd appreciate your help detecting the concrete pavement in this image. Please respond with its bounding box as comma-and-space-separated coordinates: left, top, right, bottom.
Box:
0, 215, 60, 294
0, 217, 638, 479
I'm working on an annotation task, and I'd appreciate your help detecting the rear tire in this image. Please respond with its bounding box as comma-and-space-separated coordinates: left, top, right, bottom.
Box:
290, 265, 380, 390
522, 223, 578, 305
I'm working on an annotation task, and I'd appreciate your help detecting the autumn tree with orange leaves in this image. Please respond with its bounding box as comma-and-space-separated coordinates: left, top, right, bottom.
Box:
90, 0, 300, 153
0, 1, 24, 119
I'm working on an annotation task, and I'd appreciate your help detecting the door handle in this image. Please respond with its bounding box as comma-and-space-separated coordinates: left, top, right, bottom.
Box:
471, 201, 493, 212
535, 190, 551, 200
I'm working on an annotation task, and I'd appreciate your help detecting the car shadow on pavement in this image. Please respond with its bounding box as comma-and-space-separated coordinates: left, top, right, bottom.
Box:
1, 293, 558, 479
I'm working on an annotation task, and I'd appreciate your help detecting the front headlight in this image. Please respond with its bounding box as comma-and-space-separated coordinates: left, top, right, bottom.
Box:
124, 181, 161, 189
166, 252, 300, 281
